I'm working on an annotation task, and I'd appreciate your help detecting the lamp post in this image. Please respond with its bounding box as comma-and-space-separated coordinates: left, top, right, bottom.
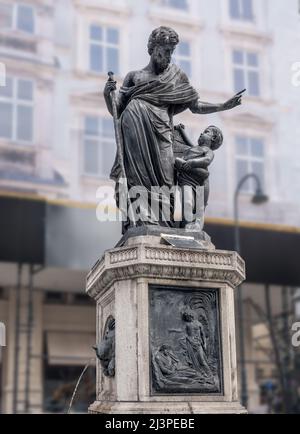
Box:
234, 173, 268, 409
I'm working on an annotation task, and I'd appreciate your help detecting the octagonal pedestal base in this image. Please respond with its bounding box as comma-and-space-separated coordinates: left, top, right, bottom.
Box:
87, 235, 247, 415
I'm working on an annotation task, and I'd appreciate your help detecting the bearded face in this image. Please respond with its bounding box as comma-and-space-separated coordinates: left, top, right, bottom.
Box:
152, 44, 175, 73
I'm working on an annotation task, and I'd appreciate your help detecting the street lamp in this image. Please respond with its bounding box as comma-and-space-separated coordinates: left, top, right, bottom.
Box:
234, 173, 269, 409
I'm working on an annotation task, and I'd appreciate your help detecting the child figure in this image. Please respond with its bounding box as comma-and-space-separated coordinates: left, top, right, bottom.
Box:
175, 125, 223, 208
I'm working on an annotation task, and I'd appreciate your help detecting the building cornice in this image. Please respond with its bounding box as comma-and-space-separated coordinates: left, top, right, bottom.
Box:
0, 53, 57, 79
0, 180, 68, 197
74, 0, 132, 18
148, 10, 205, 32
220, 111, 275, 131
219, 26, 273, 46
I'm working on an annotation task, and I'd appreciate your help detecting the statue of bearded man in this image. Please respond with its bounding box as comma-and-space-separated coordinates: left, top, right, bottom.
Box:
104, 26, 243, 229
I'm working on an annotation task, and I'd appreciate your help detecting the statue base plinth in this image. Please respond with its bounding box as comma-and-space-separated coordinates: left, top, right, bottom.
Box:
115, 225, 214, 249
87, 235, 247, 415
89, 401, 247, 415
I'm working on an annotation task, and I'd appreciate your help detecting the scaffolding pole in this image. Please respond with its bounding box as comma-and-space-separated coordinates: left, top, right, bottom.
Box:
24, 265, 44, 413
12, 263, 22, 414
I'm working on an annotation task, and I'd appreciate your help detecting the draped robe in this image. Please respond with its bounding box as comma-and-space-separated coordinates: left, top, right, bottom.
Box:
110, 64, 199, 227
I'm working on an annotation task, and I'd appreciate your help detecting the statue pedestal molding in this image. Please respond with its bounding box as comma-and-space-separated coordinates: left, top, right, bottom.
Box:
87, 235, 247, 414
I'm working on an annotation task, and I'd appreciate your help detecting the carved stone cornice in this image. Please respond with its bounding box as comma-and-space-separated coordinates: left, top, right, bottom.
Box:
219, 26, 273, 46
74, 0, 132, 18
86, 242, 246, 299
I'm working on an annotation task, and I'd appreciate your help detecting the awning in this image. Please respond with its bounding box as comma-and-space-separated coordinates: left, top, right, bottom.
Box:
0, 193, 120, 270
205, 221, 300, 286
46, 332, 95, 366
0, 195, 45, 264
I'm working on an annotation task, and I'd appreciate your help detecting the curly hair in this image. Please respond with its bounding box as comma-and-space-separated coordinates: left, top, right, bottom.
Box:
147, 26, 179, 55
182, 310, 195, 323
204, 126, 224, 151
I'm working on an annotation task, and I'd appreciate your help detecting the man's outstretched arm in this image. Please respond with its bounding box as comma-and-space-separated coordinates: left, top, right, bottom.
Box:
190, 90, 245, 114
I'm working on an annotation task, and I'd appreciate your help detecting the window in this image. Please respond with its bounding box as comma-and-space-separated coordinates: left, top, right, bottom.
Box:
89, 25, 119, 74
72, 294, 93, 306
229, 0, 253, 21
83, 116, 115, 177
235, 135, 265, 193
0, 3, 13, 29
0, 77, 34, 143
159, 0, 189, 10
173, 41, 192, 78
45, 291, 68, 305
17, 4, 35, 33
233, 50, 260, 96
0, 3, 35, 34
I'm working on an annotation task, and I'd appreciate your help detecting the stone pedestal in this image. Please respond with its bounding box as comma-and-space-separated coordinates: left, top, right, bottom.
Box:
87, 235, 246, 414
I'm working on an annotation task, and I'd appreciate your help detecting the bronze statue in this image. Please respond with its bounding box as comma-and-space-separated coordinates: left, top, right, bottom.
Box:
174, 124, 223, 230
175, 125, 223, 206
150, 287, 222, 394
104, 26, 244, 230
180, 311, 213, 381
152, 344, 206, 391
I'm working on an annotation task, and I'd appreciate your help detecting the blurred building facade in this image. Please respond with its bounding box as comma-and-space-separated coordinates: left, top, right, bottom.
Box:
0, 0, 300, 413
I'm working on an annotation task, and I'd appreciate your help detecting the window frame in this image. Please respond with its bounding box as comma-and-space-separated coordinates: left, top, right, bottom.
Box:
0, 2, 13, 30
15, 2, 35, 34
229, 0, 254, 22
235, 135, 265, 194
158, 0, 190, 12
173, 40, 192, 79
0, 76, 35, 144
89, 24, 120, 75
232, 48, 260, 97
0, 2, 35, 34
82, 116, 115, 178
